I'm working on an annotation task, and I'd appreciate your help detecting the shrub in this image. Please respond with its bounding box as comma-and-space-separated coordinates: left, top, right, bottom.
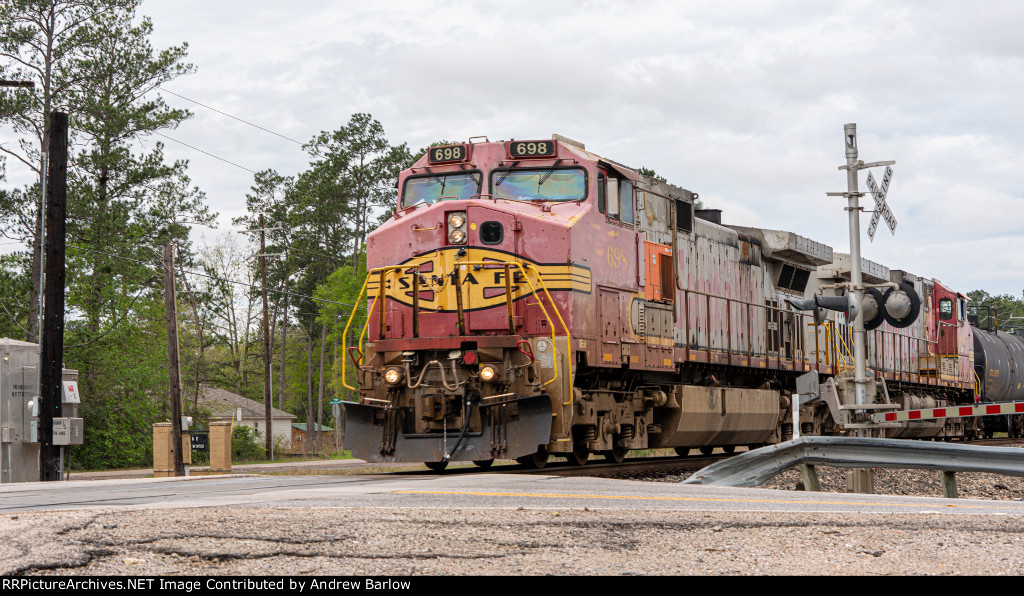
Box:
231, 425, 265, 462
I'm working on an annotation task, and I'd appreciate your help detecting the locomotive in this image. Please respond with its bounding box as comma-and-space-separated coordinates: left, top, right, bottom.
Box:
341, 135, 1012, 469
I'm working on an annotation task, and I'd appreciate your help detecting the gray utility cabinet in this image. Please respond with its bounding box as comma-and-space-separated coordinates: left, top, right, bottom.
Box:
1, 338, 82, 483
1, 338, 41, 483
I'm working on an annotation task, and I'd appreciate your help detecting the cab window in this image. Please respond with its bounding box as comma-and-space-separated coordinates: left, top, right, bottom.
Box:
597, 172, 606, 214
938, 297, 954, 320
621, 180, 634, 225
607, 178, 620, 219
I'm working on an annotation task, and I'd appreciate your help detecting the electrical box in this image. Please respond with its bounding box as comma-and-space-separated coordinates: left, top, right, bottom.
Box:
1, 338, 83, 482
61, 380, 80, 404
53, 417, 84, 446
61, 379, 80, 418
2, 338, 41, 483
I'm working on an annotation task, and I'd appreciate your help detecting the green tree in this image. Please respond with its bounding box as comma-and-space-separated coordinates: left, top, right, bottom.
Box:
0, 0, 134, 341
315, 253, 368, 401
0, 252, 32, 339
300, 113, 412, 273
0, 1, 213, 469
70, 292, 167, 470
59, 5, 211, 444
967, 290, 1024, 332
234, 169, 295, 411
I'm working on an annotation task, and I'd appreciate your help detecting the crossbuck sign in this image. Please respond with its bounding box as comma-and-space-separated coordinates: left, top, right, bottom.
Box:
865, 166, 897, 241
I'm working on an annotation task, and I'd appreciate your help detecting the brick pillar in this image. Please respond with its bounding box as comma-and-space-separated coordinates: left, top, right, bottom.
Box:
209, 421, 232, 474
153, 423, 173, 478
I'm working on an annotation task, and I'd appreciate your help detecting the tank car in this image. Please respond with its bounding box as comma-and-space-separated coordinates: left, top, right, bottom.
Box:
971, 321, 1024, 437
341, 135, 979, 469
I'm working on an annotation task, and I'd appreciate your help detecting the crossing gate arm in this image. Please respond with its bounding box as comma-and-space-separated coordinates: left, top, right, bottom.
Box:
869, 401, 1024, 424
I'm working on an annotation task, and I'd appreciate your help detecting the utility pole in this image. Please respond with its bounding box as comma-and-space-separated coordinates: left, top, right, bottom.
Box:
163, 243, 185, 476
38, 112, 67, 482
260, 214, 273, 458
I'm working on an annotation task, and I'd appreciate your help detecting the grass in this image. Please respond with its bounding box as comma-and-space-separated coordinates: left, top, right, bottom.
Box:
230, 449, 354, 466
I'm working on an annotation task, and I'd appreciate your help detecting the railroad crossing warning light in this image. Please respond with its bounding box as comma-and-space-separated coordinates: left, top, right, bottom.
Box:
788, 282, 920, 329
787, 295, 857, 325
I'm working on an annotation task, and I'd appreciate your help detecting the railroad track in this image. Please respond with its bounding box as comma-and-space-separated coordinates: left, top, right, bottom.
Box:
377, 452, 732, 479
513, 454, 729, 478
394, 437, 1023, 479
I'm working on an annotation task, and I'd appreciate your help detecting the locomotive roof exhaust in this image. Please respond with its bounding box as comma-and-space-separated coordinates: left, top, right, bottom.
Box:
551, 134, 584, 149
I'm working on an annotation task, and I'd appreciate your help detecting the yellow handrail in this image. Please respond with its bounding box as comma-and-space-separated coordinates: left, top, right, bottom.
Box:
835, 323, 855, 372
822, 321, 853, 374
341, 258, 573, 403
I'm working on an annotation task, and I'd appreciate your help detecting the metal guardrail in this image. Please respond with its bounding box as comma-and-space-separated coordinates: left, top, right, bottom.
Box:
683, 436, 1024, 498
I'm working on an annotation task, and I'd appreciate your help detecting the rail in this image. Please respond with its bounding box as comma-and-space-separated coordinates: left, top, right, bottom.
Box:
340, 259, 572, 398
683, 435, 1024, 498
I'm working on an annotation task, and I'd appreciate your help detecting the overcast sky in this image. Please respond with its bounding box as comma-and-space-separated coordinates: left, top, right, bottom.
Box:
4, 1, 1022, 298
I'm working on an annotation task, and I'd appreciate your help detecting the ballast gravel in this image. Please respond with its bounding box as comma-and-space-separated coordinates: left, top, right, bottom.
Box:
4, 505, 1024, 576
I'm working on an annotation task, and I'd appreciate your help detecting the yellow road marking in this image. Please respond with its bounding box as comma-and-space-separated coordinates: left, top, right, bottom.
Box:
392, 490, 1023, 510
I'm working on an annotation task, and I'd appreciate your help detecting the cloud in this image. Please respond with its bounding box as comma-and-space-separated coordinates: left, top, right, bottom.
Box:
6, 1, 1016, 294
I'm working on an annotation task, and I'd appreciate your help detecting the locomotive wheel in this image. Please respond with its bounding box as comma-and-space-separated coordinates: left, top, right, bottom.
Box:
604, 444, 627, 464
722, 445, 736, 454
698, 446, 714, 456
425, 461, 448, 472
473, 459, 494, 469
567, 444, 590, 466
520, 448, 549, 469
674, 447, 690, 457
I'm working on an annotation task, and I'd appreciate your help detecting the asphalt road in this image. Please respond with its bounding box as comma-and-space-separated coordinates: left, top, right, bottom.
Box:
5, 472, 1024, 514
3, 472, 1024, 575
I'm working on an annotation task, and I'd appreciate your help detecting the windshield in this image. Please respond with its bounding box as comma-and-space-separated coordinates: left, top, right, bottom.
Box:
490, 167, 587, 202
402, 172, 482, 207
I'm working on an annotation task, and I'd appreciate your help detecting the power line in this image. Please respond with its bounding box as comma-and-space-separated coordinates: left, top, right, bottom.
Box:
152, 131, 258, 174
66, 244, 366, 312
70, 122, 258, 176
156, 87, 305, 146
0, 295, 33, 340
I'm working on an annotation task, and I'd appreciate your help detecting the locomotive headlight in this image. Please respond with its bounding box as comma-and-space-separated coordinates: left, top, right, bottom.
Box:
479, 365, 497, 382
384, 367, 403, 385
448, 212, 466, 229
448, 211, 467, 244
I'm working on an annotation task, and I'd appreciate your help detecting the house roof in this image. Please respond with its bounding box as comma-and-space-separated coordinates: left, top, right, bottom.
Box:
292, 422, 333, 432
199, 385, 296, 421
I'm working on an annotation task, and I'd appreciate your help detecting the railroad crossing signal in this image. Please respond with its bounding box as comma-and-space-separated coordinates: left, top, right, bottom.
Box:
866, 166, 897, 240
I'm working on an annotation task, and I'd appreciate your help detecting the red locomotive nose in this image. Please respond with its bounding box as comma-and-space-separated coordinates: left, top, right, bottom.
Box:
462, 351, 478, 365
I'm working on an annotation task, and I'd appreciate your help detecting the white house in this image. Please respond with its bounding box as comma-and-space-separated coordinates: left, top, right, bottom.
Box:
198, 386, 295, 449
